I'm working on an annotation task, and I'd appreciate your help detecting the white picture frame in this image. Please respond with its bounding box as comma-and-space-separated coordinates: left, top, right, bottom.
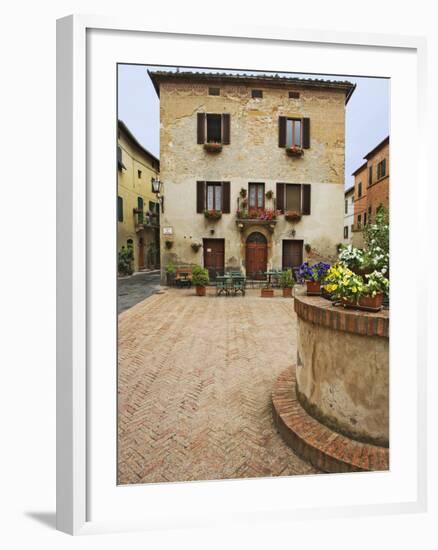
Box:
56, 15, 428, 535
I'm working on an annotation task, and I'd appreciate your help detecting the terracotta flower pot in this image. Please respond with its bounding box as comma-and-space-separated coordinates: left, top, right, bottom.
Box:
196, 285, 206, 296
306, 281, 321, 295
342, 298, 358, 309
282, 287, 293, 298
358, 293, 383, 312
261, 288, 274, 298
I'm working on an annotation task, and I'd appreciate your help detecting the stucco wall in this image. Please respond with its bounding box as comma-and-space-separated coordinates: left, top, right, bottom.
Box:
158, 80, 347, 278
295, 304, 389, 447
117, 129, 160, 272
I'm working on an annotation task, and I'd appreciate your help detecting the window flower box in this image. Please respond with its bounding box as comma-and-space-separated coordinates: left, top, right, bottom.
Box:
204, 209, 222, 220
285, 145, 304, 157
261, 288, 274, 298
306, 281, 321, 296
285, 210, 302, 222
358, 293, 384, 312
204, 142, 223, 153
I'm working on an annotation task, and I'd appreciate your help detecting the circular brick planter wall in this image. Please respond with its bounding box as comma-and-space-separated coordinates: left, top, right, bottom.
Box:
294, 295, 389, 447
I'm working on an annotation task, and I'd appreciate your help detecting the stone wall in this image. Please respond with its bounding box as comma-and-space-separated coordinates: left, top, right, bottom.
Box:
294, 295, 389, 447
158, 79, 348, 278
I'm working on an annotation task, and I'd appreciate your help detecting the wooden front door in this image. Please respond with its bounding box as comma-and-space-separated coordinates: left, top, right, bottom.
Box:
203, 239, 225, 279
246, 232, 267, 279
282, 240, 303, 269
138, 235, 145, 270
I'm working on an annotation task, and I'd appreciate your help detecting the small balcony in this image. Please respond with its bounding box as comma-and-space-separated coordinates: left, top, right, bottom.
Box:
134, 209, 159, 231
235, 198, 278, 232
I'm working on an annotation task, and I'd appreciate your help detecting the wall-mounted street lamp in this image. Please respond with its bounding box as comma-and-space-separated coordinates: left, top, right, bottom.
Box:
151, 177, 162, 195
151, 177, 164, 212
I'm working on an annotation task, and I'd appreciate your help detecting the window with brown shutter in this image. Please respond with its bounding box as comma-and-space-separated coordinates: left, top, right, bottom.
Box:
278, 117, 287, 148
197, 181, 230, 212
222, 114, 230, 145
221, 182, 230, 213
302, 118, 310, 149
276, 182, 285, 212
197, 113, 206, 144
302, 184, 311, 214
279, 117, 310, 148
198, 113, 230, 145
276, 183, 311, 215
197, 181, 205, 213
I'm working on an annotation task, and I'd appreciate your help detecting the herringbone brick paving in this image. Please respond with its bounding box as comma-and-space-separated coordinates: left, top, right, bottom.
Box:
118, 288, 319, 484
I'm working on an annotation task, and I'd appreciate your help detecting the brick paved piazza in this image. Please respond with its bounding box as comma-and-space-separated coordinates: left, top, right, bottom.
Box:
118, 288, 319, 484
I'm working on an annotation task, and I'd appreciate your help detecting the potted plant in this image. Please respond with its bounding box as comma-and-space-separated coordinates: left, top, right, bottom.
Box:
239, 188, 247, 198
265, 190, 274, 200
204, 209, 222, 220
285, 145, 304, 157
191, 242, 202, 252
279, 269, 295, 297
323, 264, 364, 307
285, 210, 302, 222
192, 265, 210, 296
261, 286, 274, 298
165, 262, 176, 286
304, 243, 312, 254
298, 261, 330, 295
203, 141, 222, 153
358, 271, 389, 311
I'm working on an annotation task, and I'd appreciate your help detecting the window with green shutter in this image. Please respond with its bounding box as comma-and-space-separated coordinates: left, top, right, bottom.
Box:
117, 196, 123, 222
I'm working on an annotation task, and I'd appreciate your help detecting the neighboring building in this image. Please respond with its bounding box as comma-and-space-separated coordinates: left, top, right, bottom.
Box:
352, 136, 389, 247
149, 70, 355, 281
343, 185, 355, 244
117, 120, 160, 273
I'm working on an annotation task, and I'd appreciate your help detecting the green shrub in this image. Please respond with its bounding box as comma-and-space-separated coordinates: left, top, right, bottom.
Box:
118, 246, 134, 276
279, 269, 294, 288
192, 265, 210, 286
165, 262, 176, 275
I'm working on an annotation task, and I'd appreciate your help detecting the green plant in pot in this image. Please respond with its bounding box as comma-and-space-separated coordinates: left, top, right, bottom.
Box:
323, 263, 364, 306
165, 262, 176, 286
192, 265, 210, 296
359, 270, 389, 311
279, 269, 295, 298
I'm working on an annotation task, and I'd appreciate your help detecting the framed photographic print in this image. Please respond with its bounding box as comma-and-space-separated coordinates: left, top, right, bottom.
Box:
56, 16, 427, 535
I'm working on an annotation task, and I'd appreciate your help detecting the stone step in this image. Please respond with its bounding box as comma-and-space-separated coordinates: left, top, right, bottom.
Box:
272, 367, 389, 473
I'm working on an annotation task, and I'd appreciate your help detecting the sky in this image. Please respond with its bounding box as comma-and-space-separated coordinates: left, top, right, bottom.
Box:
118, 64, 389, 189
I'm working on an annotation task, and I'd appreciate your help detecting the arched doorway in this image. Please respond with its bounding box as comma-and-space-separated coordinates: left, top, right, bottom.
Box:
246, 232, 267, 280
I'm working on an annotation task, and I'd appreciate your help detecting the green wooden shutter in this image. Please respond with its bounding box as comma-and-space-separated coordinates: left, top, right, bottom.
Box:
117, 196, 123, 222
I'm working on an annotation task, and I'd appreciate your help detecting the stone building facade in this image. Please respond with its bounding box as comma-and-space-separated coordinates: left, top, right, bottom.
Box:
117, 120, 160, 273
352, 136, 390, 247
343, 185, 355, 244
149, 71, 355, 281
